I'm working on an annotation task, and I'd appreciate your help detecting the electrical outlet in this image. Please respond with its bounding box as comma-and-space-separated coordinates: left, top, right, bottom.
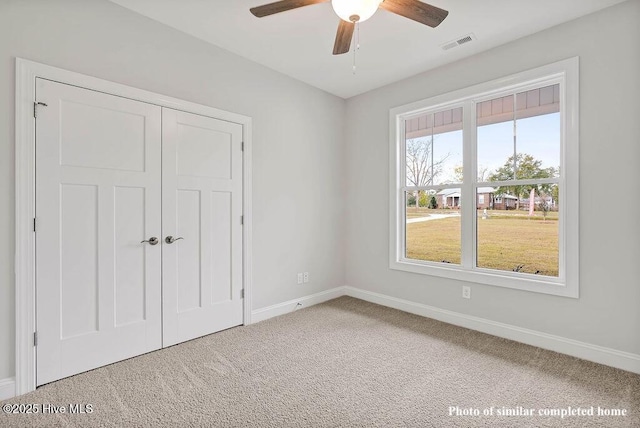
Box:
297, 273, 303, 284
462, 285, 471, 299
303, 272, 309, 283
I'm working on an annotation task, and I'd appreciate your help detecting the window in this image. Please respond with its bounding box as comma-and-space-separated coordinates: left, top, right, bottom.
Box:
389, 58, 579, 297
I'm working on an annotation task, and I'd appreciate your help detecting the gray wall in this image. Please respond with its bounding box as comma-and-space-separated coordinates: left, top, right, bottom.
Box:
345, 0, 640, 355
0, 0, 346, 380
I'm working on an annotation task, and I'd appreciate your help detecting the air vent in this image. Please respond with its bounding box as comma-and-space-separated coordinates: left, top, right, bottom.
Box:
441, 41, 458, 50
441, 33, 477, 51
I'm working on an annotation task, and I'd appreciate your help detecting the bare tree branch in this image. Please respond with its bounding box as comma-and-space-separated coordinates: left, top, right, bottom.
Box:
405, 137, 450, 187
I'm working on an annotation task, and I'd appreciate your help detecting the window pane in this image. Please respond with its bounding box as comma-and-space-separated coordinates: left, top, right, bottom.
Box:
405, 191, 461, 264
476, 186, 559, 277
405, 107, 463, 186
477, 98, 514, 182
516, 84, 560, 177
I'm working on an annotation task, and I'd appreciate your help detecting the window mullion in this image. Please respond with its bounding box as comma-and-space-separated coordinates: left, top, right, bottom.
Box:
398, 118, 407, 262
512, 93, 518, 179
461, 100, 476, 269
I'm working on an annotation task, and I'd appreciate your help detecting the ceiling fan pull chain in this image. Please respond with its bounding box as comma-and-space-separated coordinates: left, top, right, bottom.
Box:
352, 24, 357, 74
353, 22, 361, 75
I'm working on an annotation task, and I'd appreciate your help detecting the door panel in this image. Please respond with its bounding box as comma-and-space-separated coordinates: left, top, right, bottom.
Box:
59, 100, 146, 171
114, 186, 147, 326
162, 108, 243, 347
60, 184, 99, 338
176, 189, 202, 313
211, 191, 233, 304
35, 78, 162, 385
176, 125, 232, 179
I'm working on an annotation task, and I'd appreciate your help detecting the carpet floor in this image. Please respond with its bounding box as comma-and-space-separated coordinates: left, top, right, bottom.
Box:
1, 296, 639, 427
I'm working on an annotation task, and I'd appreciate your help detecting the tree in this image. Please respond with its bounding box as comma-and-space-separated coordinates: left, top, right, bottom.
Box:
488, 154, 556, 210
478, 165, 490, 182
551, 183, 559, 208
419, 192, 428, 207
406, 137, 450, 208
537, 191, 551, 219
453, 165, 463, 183
453, 165, 489, 183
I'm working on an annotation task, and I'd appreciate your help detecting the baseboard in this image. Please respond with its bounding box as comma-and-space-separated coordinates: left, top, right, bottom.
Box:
0, 377, 16, 401
344, 286, 640, 374
251, 286, 346, 324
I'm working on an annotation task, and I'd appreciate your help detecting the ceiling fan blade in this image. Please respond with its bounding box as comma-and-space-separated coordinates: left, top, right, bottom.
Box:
379, 0, 449, 28
250, 0, 329, 18
333, 19, 355, 55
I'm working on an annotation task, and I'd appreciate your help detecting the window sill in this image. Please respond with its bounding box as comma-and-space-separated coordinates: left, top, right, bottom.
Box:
390, 258, 578, 298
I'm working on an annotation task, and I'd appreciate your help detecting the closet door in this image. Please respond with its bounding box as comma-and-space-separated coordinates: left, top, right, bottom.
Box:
162, 108, 244, 346
35, 78, 163, 385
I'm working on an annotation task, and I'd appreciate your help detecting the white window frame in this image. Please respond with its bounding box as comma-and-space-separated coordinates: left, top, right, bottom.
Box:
389, 57, 579, 298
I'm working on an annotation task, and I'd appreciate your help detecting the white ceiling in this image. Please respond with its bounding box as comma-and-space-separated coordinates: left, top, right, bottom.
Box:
109, 0, 626, 99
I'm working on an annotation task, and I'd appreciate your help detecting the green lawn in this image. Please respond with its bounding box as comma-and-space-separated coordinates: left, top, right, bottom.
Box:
406, 212, 559, 276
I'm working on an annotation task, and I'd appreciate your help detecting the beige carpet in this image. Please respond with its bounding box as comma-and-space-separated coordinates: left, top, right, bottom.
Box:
1, 296, 639, 427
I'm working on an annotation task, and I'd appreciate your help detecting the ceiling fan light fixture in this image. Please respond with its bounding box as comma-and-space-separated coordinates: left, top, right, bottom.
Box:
331, 0, 381, 23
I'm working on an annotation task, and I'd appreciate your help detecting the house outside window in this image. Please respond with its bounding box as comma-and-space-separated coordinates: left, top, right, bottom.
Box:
389, 58, 579, 297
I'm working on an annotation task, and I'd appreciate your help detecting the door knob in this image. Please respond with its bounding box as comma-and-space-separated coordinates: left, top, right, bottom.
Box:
141, 237, 159, 245
165, 236, 184, 244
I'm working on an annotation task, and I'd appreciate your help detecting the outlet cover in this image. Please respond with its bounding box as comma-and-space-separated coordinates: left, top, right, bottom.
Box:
297, 273, 303, 284
303, 272, 309, 283
462, 286, 471, 299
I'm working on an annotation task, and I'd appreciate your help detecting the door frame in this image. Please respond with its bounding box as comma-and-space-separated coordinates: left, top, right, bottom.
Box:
14, 58, 253, 396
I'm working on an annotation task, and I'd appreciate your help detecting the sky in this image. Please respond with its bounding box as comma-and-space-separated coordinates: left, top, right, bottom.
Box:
408, 112, 560, 186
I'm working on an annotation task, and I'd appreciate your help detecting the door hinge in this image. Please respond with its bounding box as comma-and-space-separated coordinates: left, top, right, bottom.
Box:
241, 141, 244, 151
240, 215, 244, 225
33, 218, 36, 232
241, 289, 244, 299
33, 331, 38, 347
34, 101, 48, 118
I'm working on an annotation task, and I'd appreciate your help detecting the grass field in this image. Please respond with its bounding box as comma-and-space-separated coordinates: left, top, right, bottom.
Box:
406, 210, 559, 276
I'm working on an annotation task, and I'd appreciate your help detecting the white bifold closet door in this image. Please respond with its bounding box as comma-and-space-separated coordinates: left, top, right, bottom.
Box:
161, 108, 243, 347
35, 78, 163, 385
35, 78, 244, 386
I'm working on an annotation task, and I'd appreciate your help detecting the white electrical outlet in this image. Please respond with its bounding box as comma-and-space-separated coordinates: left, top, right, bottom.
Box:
303, 272, 309, 283
462, 285, 471, 299
297, 273, 303, 284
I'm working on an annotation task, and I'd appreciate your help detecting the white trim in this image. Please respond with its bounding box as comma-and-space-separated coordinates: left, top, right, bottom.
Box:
10, 279, 639, 402
15, 58, 37, 397
242, 121, 253, 326
344, 286, 640, 375
14, 58, 253, 396
0, 378, 16, 401
389, 57, 579, 298
250, 287, 346, 324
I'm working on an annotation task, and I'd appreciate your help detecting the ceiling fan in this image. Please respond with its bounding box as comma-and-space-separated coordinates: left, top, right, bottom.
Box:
250, 0, 449, 55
